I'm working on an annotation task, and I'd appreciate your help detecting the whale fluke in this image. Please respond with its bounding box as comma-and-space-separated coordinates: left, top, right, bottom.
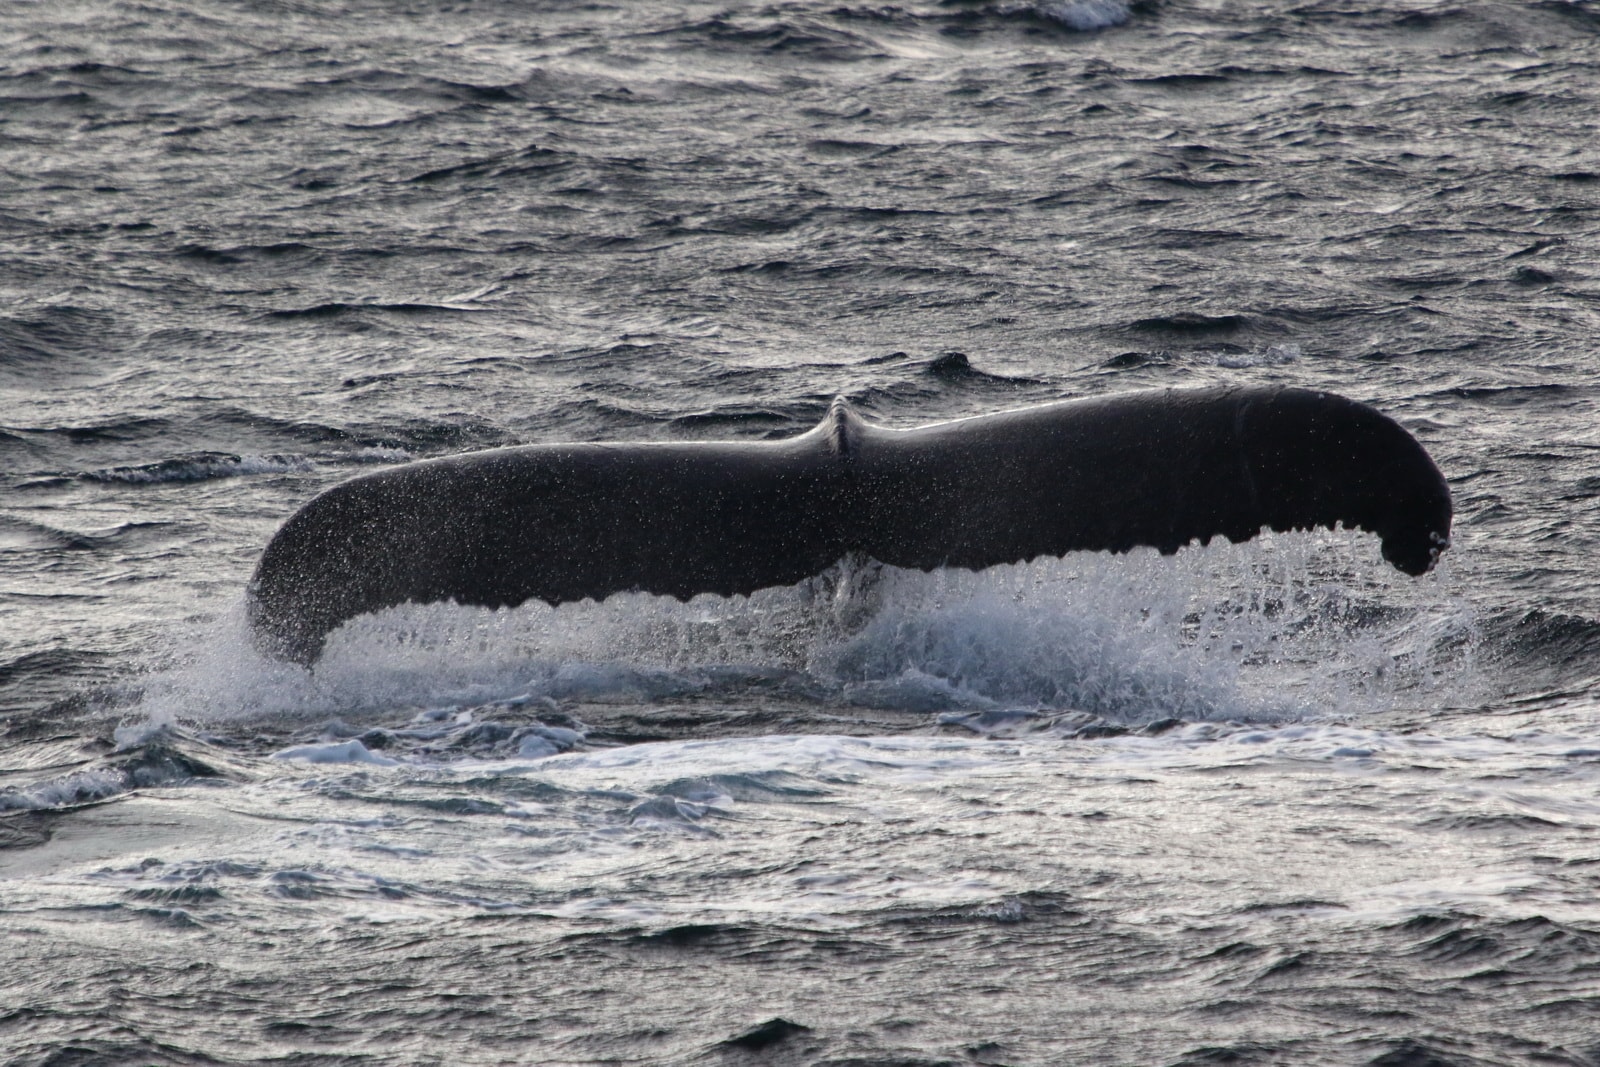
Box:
247, 386, 1451, 665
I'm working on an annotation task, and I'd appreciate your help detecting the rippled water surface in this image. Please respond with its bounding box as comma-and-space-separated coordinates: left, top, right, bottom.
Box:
4, 0, 1600, 1063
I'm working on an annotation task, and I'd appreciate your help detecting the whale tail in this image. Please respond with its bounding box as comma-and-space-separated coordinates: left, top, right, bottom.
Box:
247, 386, 1451, 666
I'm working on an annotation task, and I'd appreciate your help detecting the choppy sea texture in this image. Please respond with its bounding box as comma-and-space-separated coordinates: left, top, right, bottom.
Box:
10, 712, 1600, 1065
4, 0, 1600, 1063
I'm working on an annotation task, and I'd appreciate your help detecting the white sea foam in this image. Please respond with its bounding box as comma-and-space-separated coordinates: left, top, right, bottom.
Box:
113, 713, 176, 751
130, 532, 1479, 733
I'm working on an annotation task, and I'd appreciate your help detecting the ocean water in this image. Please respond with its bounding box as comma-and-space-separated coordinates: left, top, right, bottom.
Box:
4, 0, 1600, 1063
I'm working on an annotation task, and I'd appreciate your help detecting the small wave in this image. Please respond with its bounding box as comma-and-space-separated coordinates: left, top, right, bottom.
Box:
28, 416, 171, 442
0, 768, 128, 812
0, 742, 224, 813
81, 452, 313, 484
0, 647, 119, 715
695, 17, 893, 61
921, 350, 1042, 385
0, 306, 119, 367
264, 301, 488, 319
937, 708, 1137, 739
1128, 312, 1250, 336
267, 716, 586, 766
273, 739, 399, 767
175, 241, 321, 264
667, 408, 800, 435
403, 142, 564, 185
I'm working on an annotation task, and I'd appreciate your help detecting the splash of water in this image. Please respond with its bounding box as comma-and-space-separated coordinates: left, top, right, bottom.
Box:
130, 531, 1479, 732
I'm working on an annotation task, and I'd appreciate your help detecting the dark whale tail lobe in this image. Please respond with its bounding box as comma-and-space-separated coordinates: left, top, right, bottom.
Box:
246, 386, 1451, 666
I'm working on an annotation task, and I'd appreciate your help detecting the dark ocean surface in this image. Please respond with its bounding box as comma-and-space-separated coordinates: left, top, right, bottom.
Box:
4, 0, 1600, 1063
